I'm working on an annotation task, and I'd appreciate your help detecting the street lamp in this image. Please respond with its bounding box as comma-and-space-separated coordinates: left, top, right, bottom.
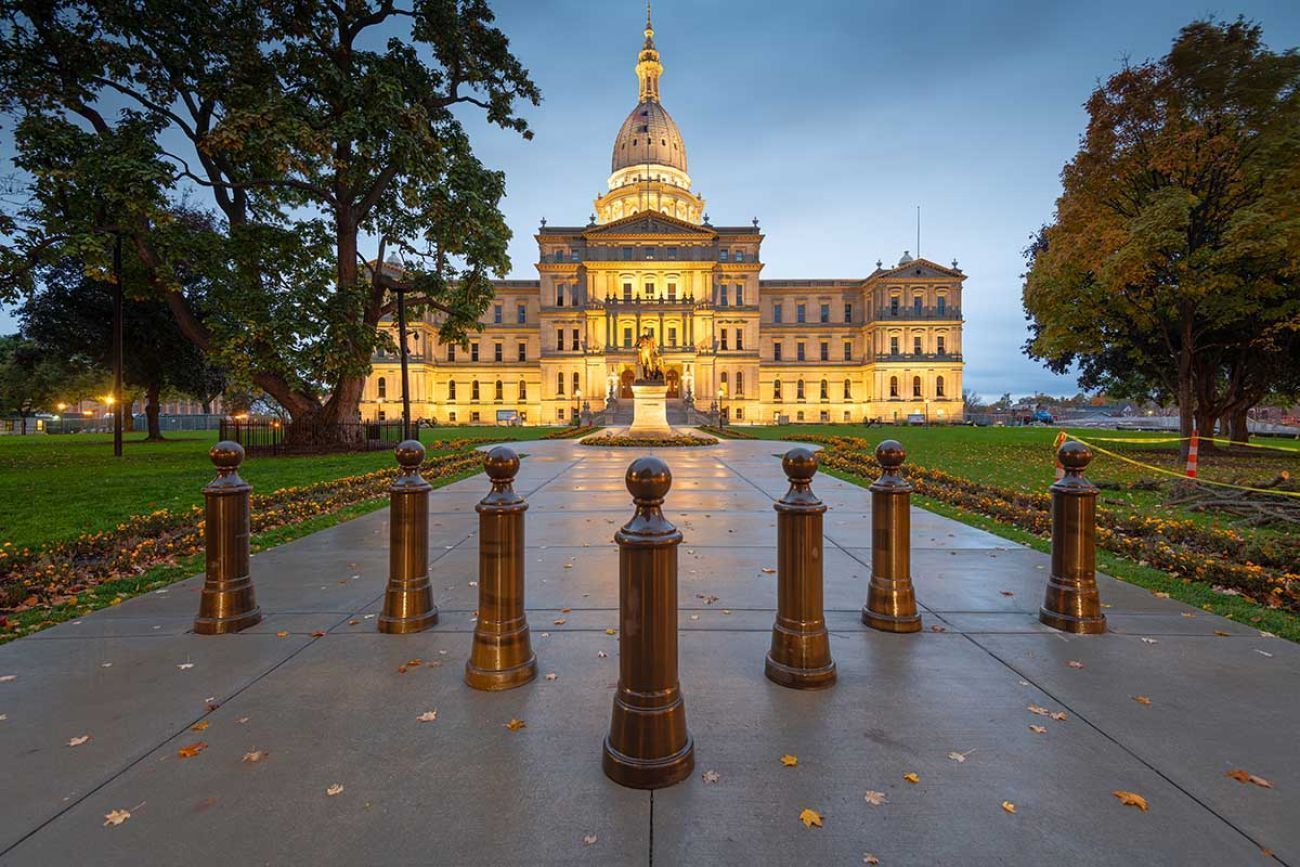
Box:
573, 387, 582, 426
718, 382, 728, 426
56, 403, 67, 435
925, 399, 931, 426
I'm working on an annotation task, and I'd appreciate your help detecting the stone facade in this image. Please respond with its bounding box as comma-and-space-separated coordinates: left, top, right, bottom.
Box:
361, 11, 964, 426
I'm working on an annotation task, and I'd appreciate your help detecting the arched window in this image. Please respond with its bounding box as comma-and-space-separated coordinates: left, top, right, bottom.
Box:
448, 381, 456, 401
844, 379, 852, 399
472, 380, 480, 401
936, 376, 946, 398
735, 372, 744, 396
377, 377, 387, 399
889, 376, 899, 398
820, 379, 829, 400
720, 371, 728, 391
572, 372, 580, 395
495, 380, 503, 401
796, 379, 805, 400
912, 376, 922, 398
557, 371, 565, 396
518, 380, 527, 400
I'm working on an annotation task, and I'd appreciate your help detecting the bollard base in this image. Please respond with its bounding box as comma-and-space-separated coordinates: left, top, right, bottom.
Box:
764, 654, 837, 690
193, 605, 262, 636
862, 606, 923, 633
602, 735, 694, 790
465, 652, 538, 691
1039, 606, 1106, 634
377, 606, 439, 635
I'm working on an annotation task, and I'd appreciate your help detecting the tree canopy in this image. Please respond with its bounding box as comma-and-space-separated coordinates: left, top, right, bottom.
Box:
0, 0, 539, 438
1022, 18, 1300, 447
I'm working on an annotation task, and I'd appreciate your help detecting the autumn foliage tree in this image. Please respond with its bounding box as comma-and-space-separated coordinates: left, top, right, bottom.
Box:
0, 0, 539, 442
1023, 18, 1300, 451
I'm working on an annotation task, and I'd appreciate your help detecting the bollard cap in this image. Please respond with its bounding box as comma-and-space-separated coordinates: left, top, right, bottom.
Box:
210, 440, 245, 470
1058, 441, 1092, 471
395, 439, 426, 469
782, 447, 818, 482
484, 446, 520, 482
626, 456, 672, 502
875, 440, 906, 469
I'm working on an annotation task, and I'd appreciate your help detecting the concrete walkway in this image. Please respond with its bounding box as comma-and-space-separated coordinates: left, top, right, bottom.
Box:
0, 438, 1295, 865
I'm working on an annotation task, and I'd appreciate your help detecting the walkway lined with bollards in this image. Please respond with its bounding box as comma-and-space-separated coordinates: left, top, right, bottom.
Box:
1, 436, 1298, 864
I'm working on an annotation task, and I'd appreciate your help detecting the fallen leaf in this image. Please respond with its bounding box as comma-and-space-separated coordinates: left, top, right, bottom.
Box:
864, 855, 880, 865
1132, 695, 1152, 706
1049, 711, 1068, 721
780, 754, 798, 767
67, 735, 91, 747
191, 720, 210, 732
241, 750, 268, 763
761, 568, 776, 574
560, 607, 572, 613
605, 628, 617, 635
1067, 660, 1084, 669
326, 783, 344, 796
864, 790, 887, 806
1213, 630, 1231, 637
929, 624, 947, 633
799, 807, 823, 828
1140, 638, 1158, 645
311, 631, 326, 637
1112, 791, 1148, 811
702, 770, 721, 784
417, 710, 438, 722
1002, 801, 1016, 814
505, 718, 526, 732
903, 772, 920, 784
1225, 769, 1272, 788
597, 651, 608, 658
275, 631, 289, 638
999, 590, 1015, 597
1027, 704, 1049, 716
103, 809, 131, 827
948, 750, 973, 763
544, 673, 558, 681
1152, 591, 1170, 599
582, 833, 597, 845
553, 619, 567, 626
176, 663, 194, 670
1256, 650, 1274, 658
177, 742, 207, 759
1028, 724, 1047, 734
0, 675, 16, 682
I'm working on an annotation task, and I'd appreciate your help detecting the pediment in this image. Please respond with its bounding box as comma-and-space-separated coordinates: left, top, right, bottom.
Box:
584, 212, 714, 237
875, 258, 964, 280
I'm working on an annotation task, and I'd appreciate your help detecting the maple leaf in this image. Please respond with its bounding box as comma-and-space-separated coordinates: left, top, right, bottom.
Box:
191, 721, 210, 732
799, 808, 823, 828
1002, 801, 1016, 814
103, 809, 131, 827
780, 754, 798, 767
1132, 695, 1152, 705
1225, 769, 1272, 788
67, 735, 91, 747
417, 710, 438, 722
903, 772, 920, 784
242, 750, 268, 763
582, 833, 597, 845
505, 718, 527, 732
326, 783, 344, 796
177, 741, 207, 758
864, 790, 887, 806
1049, 711, 1068, 721
1112, 791, 1148, 811
702, 770, 721, 784
1067, 660, 1084, 669
1028, 725, 1047, 734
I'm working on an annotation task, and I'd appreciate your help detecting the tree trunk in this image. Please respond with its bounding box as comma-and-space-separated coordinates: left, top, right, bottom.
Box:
1230, 408, 1250, 444
144, 382, 164, 441
1176, 333, 1195, 461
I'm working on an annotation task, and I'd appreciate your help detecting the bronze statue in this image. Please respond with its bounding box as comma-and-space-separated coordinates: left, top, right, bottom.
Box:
634, 331, 664, 382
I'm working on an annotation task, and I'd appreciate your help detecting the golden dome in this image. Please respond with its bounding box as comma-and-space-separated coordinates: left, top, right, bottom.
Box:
611, 100, 687, 174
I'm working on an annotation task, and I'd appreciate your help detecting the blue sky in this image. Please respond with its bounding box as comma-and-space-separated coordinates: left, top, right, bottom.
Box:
3, 0, 1297, 399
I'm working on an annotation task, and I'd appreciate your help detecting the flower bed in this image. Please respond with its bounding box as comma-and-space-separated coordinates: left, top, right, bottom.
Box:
696, 425, 755, 439
0, 446, 488, 617
580, 433, 718, 448
542, 425, 600, 439
804, 435, 1299, 612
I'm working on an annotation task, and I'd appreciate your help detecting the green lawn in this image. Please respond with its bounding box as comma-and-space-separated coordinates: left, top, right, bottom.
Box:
0, 426, 556, 551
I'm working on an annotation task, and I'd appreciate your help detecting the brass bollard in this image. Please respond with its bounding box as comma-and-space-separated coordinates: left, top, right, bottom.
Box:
1040, 442, 1107, 634
603, 457, 694, 789
862, 440, 923, 632
765, 448, 836, 689
378, 440, 438, 634
194, 441, 262, 634
465, 447, 537, 690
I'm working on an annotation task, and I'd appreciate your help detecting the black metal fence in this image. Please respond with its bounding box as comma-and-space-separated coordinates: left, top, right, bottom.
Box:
219, 418, 407, 456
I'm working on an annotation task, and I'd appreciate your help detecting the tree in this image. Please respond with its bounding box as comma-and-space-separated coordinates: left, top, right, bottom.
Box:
0, 0, 539, 443
0, 333, 71, 433
19, 258, 224, 440
1022, 18, 1300, 453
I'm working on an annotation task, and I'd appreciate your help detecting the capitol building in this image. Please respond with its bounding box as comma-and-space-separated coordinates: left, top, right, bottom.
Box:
361, 11, 965, 426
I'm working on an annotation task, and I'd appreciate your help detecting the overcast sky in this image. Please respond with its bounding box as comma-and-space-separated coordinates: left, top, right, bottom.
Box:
3, 0, 1297, 399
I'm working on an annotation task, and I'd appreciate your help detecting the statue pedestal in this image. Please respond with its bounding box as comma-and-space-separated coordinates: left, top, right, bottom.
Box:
628, 383, 673, 438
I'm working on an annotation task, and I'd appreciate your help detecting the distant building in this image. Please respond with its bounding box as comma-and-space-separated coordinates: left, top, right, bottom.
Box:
362, 11, 965, 424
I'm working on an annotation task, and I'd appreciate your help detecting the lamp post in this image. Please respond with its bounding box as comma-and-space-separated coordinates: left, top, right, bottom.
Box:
718, 383, 728, 426
110, 232, 124, 456
56, 403, 66, 435
573, 387, 583, 426
925, 399, 931, 427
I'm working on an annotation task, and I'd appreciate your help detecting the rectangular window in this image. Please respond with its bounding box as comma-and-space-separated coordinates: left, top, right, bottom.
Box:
644, 281, 653, 297
556, 330, 563, 351
494, 343, 503, 362
517, 304, 526, 324
796, 342, 806, 361
736, 285, 744, 306
570, 249, 580, 262
719, 286, 728, 306
623, 282, 633, 301
734, 249, 744, 262
571, 328, 580, 351
666, 246, 678, 260
820, 342, 829, 361
736, 331, 744, 351
719, 249, 729, 262
890, 336, 899, 355
645, 246, 656, 260
773, 342, 783, 361
449, 411, 457, 422
937, 297, 947, 314
937, 336, 946, 355
493, 305, 502, 324
447, 345, 456, 362
518, 343, 527, 362
773, 303, 783, 323
623, 246, 635, 261
668, 327, 678, 346
844, 303, 853, 323
913, 336, 923, 355
470, 343, 479, 362
720, 329, 728, 350
556, 285, 565, 307
890, 297, 900, 315
796, 304, 806, 323
557, 408, 565, 420
471, 411, 480, 422
843, 342, 852, 361
820, 304, 830, 324
623, 327, 633, 347
667, 283, 677, 300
